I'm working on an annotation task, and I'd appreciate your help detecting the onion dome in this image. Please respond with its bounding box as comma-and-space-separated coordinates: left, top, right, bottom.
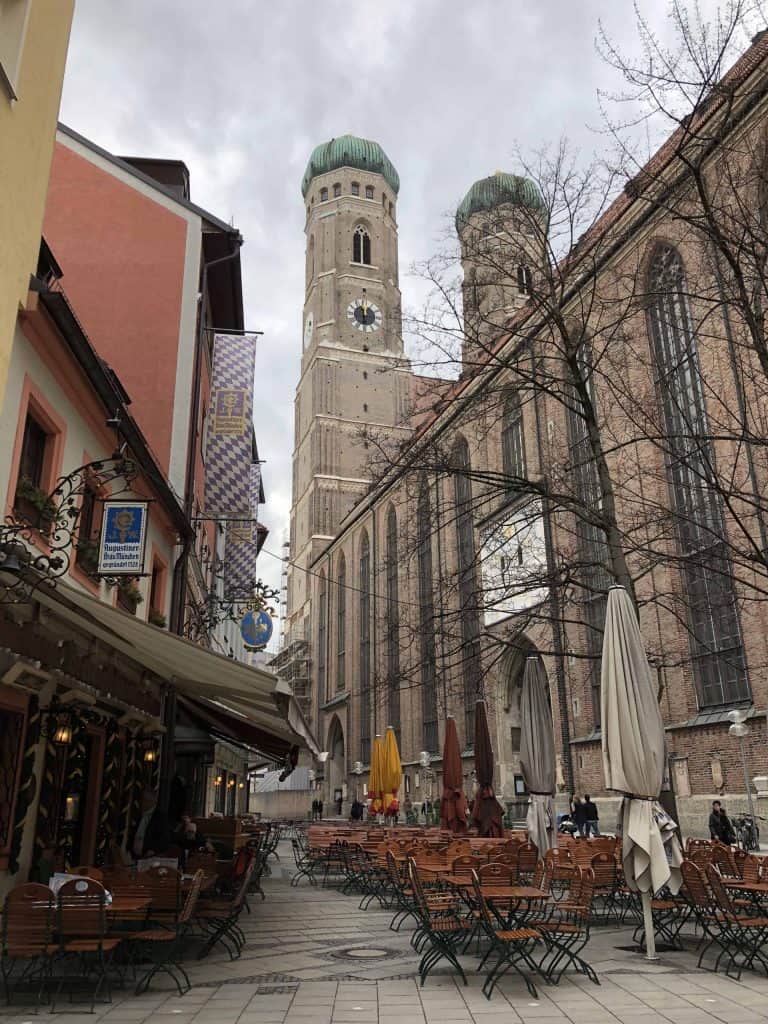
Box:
301, 135, 400, 197
456, 171, 545, 230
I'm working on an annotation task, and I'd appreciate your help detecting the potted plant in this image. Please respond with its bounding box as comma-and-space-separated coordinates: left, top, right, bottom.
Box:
14, 477, 57, 533
116, 578, 143, 612
148, 607, 166, 628
75, 536, 100, 577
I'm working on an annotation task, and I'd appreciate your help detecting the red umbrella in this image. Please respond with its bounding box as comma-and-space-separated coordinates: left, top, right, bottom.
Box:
471, 699, 504, 837
439, 716, 468, 834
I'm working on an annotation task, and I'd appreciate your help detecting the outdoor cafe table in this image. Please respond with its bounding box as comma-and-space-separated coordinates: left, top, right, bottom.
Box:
724, 879, 768, 908
106, 895, 151, 919
445, 879, 550, 925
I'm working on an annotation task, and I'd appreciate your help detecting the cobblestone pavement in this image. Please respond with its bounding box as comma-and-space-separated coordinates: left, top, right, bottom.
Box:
3, 844, 768, 1023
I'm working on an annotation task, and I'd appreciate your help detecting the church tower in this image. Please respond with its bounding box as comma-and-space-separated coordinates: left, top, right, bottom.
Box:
283, 136, 410, 715
456, 171, 546, 372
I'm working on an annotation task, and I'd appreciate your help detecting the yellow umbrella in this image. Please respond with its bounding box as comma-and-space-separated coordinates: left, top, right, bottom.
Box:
368, 734, 384, 816
382, 726, 402, 817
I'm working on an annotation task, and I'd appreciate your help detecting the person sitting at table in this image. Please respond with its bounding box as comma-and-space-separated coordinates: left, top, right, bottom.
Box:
131, 788, 171, 860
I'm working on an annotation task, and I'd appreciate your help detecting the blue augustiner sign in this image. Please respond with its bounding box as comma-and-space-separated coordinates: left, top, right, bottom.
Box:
241, 609, 273, 648
98, 501, 149, 576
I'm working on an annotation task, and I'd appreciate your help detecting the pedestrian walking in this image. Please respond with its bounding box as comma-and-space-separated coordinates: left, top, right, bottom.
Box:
709, 800, 735, 844
583, 794, 600, 836
571, 796, 587, 836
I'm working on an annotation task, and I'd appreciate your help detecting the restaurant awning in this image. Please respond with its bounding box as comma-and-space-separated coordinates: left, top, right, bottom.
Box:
26, 575, 320, 758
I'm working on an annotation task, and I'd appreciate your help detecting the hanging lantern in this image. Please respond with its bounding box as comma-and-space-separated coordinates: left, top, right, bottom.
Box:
52, 719, 73, 745
142, 746, 157, 763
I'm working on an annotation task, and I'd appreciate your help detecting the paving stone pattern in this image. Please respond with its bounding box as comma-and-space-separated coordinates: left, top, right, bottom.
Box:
3, 843, 768, 1023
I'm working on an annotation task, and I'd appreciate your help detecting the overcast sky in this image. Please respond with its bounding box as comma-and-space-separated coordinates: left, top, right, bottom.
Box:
59, 0, 732, 625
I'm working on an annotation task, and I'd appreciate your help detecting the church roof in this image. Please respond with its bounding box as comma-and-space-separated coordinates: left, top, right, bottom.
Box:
456, 171, 545, 229
301, 135, 400, 197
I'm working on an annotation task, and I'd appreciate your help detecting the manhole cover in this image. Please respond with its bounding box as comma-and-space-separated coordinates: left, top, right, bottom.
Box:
329, 947, 397, 961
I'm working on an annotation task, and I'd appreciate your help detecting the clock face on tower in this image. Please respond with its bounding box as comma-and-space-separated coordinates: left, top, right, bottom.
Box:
347, 297, 382, 333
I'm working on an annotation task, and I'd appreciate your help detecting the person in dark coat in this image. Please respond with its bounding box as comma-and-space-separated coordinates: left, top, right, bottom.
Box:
131, 789, 170, 860
709, 800, 736, 844
571, 796, 587, 836
583, 795, 600, 836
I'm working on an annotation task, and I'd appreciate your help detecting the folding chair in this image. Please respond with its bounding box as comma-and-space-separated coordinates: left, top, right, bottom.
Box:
54, 877, 122, 1012
533, 866, 600, 986
1, 883, 56, 1008
705, 864, 768, 979
471, 870, 541, 1000
195, 857, 255, 960
130, 870, 203, 994
408, 858, 468, 987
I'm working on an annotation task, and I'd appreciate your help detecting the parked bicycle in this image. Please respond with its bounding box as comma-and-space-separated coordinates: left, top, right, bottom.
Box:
732, 814, 761, 851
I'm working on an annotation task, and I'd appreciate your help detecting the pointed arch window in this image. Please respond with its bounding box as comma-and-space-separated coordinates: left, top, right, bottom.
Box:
418, 481, 438, 752
453, 439, 482, 742
353, 226, 371, 265
317, 571, 328, 703
647, 244, 749, 706
359, 531, 371, 763
501, 391, 526, 485
336, 554, 346, 693
386, 507, 401, 738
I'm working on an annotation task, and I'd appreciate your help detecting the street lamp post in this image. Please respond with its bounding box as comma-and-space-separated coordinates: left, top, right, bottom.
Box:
728, 709, 756, 823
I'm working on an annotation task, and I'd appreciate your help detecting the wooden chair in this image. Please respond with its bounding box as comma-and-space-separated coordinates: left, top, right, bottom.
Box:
195, 857, 255, 960
139, 865, 182, 927
491, 845, 520, 882
408, 858, 468, 987
533, 866, 599, 986
705, 863, 768, 978
1, 883, 56, 1008
471, 869, 541, 1000
589, 853, 619, 921
451, 855, 484, 878
54, 877, 122, 1012
130, 870, 203, 995
517, 841, 539, 880
70, 866, 104, 881
478, 861, 515, 885
186, 850, 218, 875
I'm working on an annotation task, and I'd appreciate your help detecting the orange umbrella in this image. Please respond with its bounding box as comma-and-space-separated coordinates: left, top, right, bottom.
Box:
368, 734, 384, 816
382, 726, 402, 817
439, 716, 468, 833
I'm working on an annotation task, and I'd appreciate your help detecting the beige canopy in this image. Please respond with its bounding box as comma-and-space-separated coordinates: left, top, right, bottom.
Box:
29, 575, 319, 758
519, 656, 557, 857
601, 586, 682, 956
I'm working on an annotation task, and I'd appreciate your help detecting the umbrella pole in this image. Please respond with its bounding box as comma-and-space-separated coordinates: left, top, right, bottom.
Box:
641, 891, 658, 961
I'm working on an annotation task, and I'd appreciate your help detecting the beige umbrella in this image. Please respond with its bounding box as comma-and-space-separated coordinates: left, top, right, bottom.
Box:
519, 656, 557, 857
601, 585, 682, 960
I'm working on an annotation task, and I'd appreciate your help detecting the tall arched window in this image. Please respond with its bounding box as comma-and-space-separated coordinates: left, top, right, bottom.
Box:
320, 187, 328, 202
308, 234, 315, 282
418, 481, 438, 751
359, 531, 371, 762
317, 570, 327, 703
516, 265, 533, 295
647, 244, 749, 706
353, 226, 371, 265
453, 439, 482, 742
365, 185, 374, 200
333, 182, 341, 198
351, 181, 360, 196
386, 507, 401, 738
566, 334, 610, 726
336, 554, 346, 693
501, 391, 526, 484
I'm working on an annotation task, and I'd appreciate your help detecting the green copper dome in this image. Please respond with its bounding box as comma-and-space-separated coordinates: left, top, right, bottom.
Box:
301, 135, 400, 197
456, 172, 545, 230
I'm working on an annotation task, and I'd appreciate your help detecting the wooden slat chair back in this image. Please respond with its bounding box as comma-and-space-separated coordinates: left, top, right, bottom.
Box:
187, 851, 218, 875
711, 843, 739, 879
451, 854, 484, 878
517, 841, 538, 877
58, 877, 107, 940
690, 846, 715, 870
738, 852, 761, 884
532, 857, 553, 895
130, 870, 204, 996
478, 861, 514, 885
444, 841, 471, 861
1, 884, 55, 1008
491, 844, 520, 880
470, 869, 541, 999
140, 865, 182, 924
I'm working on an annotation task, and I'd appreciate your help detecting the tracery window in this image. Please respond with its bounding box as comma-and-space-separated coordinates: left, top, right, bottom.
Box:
647, 244, 749, 706
336, 554, 346, 693
501, 391, 526, 485
418, 482, 438, 752
359, 532, 371, 763
353, 226, 371, 265
317, 571, 328, 703
386, 507, 401, 738
453, 439, 482, 743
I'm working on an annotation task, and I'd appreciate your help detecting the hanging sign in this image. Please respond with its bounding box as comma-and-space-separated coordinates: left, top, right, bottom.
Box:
98, 501, 149, 576
240, 609, 273, 648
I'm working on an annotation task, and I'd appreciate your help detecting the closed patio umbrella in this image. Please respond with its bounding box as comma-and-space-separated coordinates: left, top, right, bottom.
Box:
471, 699, 504, 837
440, 715, 468, 834
382, 726, 402, 818
368, 734, 384, 817
519, 656, 557, 857
601, 585, 682, 959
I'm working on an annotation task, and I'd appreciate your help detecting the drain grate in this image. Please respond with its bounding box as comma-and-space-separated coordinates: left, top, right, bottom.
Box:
329, 946, 400, 962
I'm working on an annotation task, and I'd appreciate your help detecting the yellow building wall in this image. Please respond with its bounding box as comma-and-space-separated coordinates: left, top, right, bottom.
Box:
0, 0, 74, 408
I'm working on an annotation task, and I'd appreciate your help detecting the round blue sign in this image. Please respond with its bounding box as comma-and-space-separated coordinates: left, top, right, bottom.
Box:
240, 609, 273, 647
